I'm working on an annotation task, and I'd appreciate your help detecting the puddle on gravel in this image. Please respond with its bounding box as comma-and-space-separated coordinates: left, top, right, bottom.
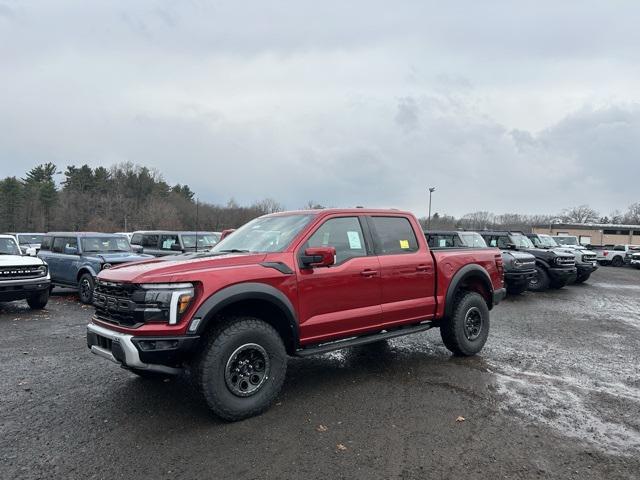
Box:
491, 364, 640, 456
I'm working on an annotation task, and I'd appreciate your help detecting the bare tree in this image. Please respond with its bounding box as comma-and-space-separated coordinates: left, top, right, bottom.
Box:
560, 205, 599, 224
623, 203, 640, 224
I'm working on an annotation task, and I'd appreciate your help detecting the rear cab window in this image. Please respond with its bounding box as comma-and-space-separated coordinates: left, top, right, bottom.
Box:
370, 216, 419, 255
160, 234, 180, 250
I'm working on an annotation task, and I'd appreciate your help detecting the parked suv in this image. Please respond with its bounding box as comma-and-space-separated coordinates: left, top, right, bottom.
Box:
38, 233, 152, 304
424, 230, 537, 295
130, 231, 221, 256
88, 209, 506, 420
480, 231, 576, 291
4, 233, 44, 256
531, 235, 598, 283
0, 234, 50, 309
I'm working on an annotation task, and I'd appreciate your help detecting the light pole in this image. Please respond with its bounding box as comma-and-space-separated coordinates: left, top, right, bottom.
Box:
427, 187, 436, 231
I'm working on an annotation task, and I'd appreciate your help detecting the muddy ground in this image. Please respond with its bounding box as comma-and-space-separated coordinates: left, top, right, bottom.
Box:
1, 266, 639, 479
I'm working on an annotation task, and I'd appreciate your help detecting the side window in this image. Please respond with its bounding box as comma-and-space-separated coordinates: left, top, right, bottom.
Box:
142, 234, 159, 248
496, 236, 510, 249
130, 233, 142, 245
52, 237, 77, 253
305, 217, 367, 264
160, 234, 180, 250
370, 216, 419, 255
40, 236, 52, 251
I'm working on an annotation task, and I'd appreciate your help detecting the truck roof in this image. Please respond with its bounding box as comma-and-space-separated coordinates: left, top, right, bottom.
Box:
265, 208, 412, 217
45, 232, 126, 237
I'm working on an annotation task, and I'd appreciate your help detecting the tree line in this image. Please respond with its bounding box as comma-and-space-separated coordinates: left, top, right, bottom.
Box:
1, 162, 639, 234
0, 162, 284, 233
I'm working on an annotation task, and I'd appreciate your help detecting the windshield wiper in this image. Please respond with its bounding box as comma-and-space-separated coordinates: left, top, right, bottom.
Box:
218, 249, 251, 253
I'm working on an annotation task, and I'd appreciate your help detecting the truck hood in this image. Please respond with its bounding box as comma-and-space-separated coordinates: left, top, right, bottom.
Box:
501, 250, 535, 261
0, 254, 46, 267
85, 252, 154, 264
97, 252, 268, 283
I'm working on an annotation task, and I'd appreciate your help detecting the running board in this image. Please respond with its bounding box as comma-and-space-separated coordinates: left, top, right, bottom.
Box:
294, 322, 436, 357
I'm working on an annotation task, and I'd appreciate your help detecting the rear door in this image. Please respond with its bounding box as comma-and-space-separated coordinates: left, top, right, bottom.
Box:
368, 215, 437, 324
51, 236, 79, 285
296, 215, 382, 344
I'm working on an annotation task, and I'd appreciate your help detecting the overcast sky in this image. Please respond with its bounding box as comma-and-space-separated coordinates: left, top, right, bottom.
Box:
1, 1, 639, 217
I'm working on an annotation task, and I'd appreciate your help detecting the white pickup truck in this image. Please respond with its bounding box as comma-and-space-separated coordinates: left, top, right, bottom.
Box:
592, 244, 640, 267
0, 235, 51, 309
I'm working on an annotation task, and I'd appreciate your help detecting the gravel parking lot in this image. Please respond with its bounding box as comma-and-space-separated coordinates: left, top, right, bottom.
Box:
1, 267, 639, 480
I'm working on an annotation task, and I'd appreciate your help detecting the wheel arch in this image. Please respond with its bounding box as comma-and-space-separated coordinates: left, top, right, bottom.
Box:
77, 265, 98, 282
192, 283, 299, 354
444, 264, 494, 318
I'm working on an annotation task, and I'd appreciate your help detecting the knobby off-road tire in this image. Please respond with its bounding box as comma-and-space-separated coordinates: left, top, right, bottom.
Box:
27, 289, 49, 309
528, 266, 549, 292
440, 291, 490, 356
195, 316, 287, 421
78, 273, 95, 304
574, 272, 591, 284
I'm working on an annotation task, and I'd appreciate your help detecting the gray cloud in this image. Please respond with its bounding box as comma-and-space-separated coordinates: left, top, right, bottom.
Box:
1, 1, 639, 217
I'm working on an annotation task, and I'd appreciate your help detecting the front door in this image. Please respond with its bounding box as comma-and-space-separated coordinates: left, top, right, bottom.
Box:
296, 216, 382, 345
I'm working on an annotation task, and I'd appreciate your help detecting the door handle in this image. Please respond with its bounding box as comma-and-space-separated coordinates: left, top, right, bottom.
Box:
416, 265, 432, 273
360, 269, 378, 277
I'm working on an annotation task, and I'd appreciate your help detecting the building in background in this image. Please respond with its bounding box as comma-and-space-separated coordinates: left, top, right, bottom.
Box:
532, 223, 640, 247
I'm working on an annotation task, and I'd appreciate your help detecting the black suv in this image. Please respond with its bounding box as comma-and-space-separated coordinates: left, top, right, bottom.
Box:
480, 231, 576, 291
527, 233, 598, 284
425, 230, 537, 295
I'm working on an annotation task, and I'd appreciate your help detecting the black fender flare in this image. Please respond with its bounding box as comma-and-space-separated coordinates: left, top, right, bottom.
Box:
444, 264, 495, 318
191, 282, 299, 347
535, 258, 552, 271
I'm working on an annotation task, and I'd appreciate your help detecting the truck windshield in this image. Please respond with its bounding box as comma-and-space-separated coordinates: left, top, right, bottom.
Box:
509, 235, 535, 248
81, 237, 132, 253
554, 236, 579, 246
0, 238, 21, 255
212, 214, 313, 253
459, 233, 487, 248
17, 234, 43, 245
532, 235, 558, 248
182, 233, 221, 249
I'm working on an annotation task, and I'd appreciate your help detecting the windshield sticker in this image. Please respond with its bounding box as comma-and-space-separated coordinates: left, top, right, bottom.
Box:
399, 239, 410, 249
347, 231, 362, 250
439, 239, 447, 247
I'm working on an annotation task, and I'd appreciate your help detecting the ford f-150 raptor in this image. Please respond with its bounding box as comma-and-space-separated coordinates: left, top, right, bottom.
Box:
87, 209, 506, 420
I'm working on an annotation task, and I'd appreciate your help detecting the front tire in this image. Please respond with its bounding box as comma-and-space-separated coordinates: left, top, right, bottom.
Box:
78, 273, 95, 304
440, 292, 490, 356
195, 316, 287, 421
528, 266, 549, 292
27, 289, 49, 309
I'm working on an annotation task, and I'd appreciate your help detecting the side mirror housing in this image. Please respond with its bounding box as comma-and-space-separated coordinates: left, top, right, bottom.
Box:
170, 243, 184, 252
301, 247, 336, 268
506, 243, 518, 250
130, 244, 143, 254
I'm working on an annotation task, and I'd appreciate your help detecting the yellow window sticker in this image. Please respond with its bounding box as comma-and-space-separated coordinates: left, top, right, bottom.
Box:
399, 240, 410, 249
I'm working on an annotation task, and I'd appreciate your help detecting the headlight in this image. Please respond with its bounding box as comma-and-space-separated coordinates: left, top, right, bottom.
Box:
36, 265, 48, 277
102, 263, 112, 270
554, 256, 570, 265
139, 283, 195, 324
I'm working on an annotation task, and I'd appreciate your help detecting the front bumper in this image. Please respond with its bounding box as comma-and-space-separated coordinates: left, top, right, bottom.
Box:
0, 277, 50, 302
86, 322, 199, 375
504, 269, 537, 286
630, 259, 640, 268
548, 266, 577, 282
576, 262, 598, 275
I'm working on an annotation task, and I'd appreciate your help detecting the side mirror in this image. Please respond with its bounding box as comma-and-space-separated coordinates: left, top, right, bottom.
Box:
301, 247, 336, 268
130, 244, 143, 253
506, 243, 518, 250
170, 243, 184, 252
64, 246, 78, 255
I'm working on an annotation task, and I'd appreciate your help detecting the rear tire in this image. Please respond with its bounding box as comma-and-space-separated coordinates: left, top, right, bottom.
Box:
528, 266, 549, 292
27, 289, 49, 309
78, 273, 95, 304
440, 291, 490, 356
195, 316, 287, 421
611, 256, 624, 267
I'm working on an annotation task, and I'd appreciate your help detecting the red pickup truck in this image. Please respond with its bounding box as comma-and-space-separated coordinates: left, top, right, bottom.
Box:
87, 209, 505, 420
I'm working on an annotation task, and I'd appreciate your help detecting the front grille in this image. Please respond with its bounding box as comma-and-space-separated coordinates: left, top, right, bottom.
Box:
582, 253, 597, 262
0, 266, 45, 281
516, 260, 535, 269
93, 281, 140, 327
555, 256, 575, 266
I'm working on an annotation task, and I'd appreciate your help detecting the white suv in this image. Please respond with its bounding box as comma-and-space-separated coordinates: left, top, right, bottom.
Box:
0, 235, 51, 309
